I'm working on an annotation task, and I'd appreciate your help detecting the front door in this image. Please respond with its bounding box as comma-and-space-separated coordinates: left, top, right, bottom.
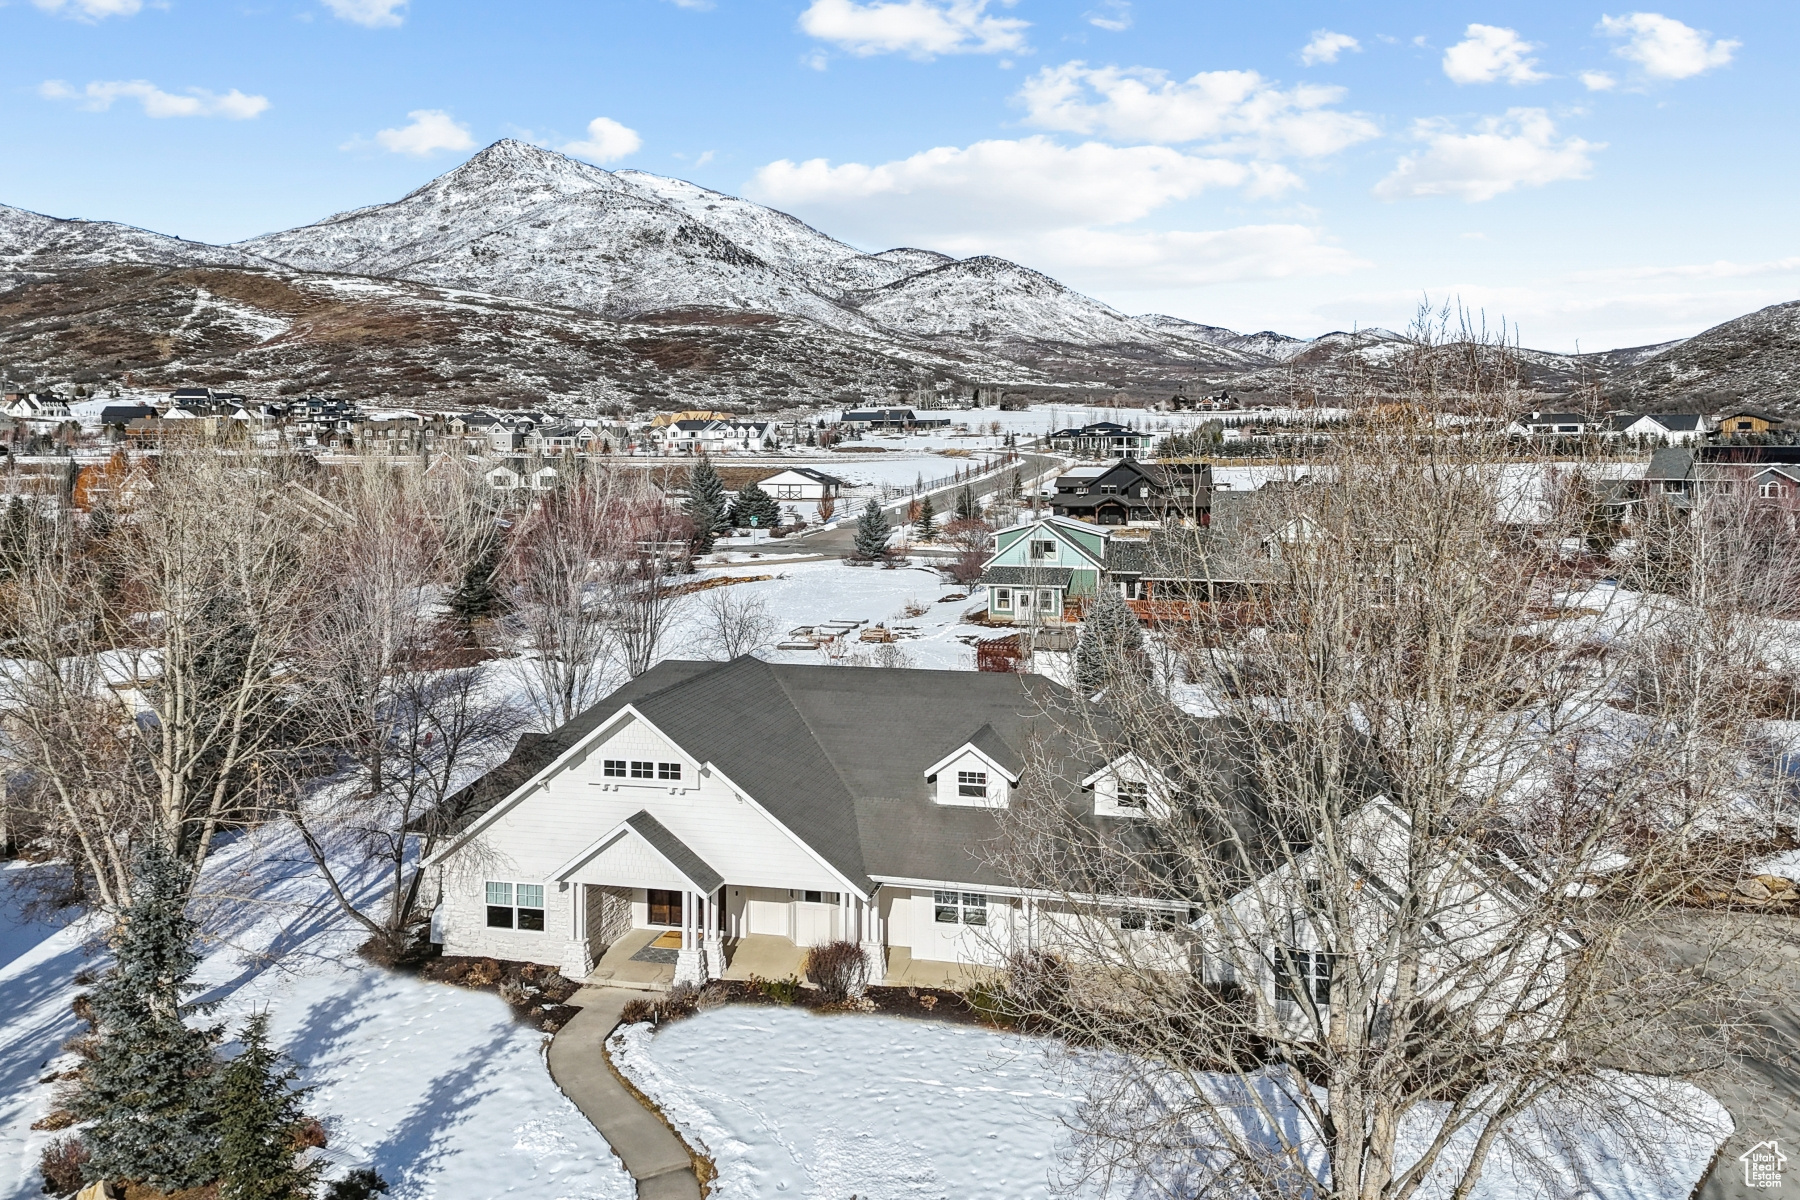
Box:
647, 889, 683, 927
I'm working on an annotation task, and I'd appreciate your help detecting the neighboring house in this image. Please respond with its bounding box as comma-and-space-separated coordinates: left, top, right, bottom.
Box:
1714, 411, 1783, 437
1047, 421, 1150, 458
1049, 458, 1212, 526
486, 460, 561, 492
1506, 412, 1592, 437
759, 467, 845, 500
1643, 445, 1800, 505
654, 419, 730, 454
1609, 413, 1708, 444
2, 393, 71, 422
528, 424, 591, 454
981, 515, 1109, 623
840, 408, 952, 431
99, 404, 158, 433
421, 658, 1574, 1030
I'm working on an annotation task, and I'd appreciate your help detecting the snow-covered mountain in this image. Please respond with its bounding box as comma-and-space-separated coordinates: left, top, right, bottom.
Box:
0, 205, 265, 290
4, 138, 1757, 408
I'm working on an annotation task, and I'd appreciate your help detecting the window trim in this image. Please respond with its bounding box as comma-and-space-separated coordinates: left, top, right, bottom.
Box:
485, 879, 546, 932
933, 889, 987, 925
993, 587, 1012, 611
957, 769, 988, 798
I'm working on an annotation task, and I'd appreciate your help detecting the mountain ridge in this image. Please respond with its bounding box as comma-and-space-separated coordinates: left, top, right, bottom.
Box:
4, 138, 1796, 411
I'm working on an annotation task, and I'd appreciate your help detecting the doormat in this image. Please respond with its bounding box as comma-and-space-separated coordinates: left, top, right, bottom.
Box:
630, 944, 679, 965
650, 930, 684, 950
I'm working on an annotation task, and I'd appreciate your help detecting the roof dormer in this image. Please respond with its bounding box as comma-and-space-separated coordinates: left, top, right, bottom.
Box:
925, 724, 1022, 808
1083, 753, 1168, 819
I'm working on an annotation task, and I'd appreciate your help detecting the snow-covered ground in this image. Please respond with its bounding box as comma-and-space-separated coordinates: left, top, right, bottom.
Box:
612, 1006, 1731, 1200
0, 825, 633, 1200
672, 558, 993, 671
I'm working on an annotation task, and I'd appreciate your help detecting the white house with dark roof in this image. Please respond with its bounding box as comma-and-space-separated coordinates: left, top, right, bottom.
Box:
758, 467, 845, 500
421, 659, 1574, 1023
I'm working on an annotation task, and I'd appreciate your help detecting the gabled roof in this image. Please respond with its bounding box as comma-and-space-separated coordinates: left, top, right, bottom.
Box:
763, 466, 846, 486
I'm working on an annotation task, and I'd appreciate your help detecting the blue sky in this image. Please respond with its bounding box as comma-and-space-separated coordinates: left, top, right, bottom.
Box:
4, 0, 1793, 350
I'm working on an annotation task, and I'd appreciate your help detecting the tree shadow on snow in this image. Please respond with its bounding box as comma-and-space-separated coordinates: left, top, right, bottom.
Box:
361, 1024, 520, 1195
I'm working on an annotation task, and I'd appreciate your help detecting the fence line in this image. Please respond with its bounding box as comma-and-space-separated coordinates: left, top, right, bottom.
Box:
874, 451, 1019, 501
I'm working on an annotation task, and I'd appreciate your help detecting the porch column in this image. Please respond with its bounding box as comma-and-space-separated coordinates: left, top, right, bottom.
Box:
560, 882, 593, 980
703, 886, 724, 982
858, 890, 887, 989
674, 887, 705, 987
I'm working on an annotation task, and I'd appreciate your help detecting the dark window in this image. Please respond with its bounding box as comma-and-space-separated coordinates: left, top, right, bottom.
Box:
630, 760, 654, 779
603, 759, 627, 777
1120, 908, 1146, 931
933, 889, 961, 924
1275, 946, 1335, 1005
485, 881, 543, 932
658, 762, 682, 781
804, 890, 822, 904
1117, 780, 1148, 808
957, 770, 988, 798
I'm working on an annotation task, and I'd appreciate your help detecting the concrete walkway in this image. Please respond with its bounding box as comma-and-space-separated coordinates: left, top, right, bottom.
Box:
547, 987, 703, 1200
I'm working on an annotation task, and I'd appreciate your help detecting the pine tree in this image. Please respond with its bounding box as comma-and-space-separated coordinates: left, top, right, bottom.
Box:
853, 499, 891, 561
913, 494, 936, 541
1074, 585, 1148, 696
76, 842, 222, 1191
447, 525, 507, 637
729, 483, 781, 531
685, 457, 729, 549
955, 486, 975, 522
214, 1013, 320, 1200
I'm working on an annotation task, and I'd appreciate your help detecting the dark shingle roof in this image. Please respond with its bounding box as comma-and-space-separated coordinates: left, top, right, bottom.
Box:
625, 810, 723, 892
985, 566, 1075, 587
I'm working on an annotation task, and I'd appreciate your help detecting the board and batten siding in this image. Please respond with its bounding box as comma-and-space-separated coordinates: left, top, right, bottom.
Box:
436, 712, 846, 965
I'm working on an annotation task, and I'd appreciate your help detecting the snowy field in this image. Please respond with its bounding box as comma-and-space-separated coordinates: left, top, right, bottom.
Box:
0, 831, 633, 1200
671, 558, 994, 671
612, 1006, 1730, 1200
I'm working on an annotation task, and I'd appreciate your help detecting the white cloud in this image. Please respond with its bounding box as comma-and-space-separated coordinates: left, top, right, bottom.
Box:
1568, 256, 1800, 284
693, 150, 716, 167
373, 109, 476, 156
31, 0, 140, 19
749, 137, 1295, 242
322, 0, 406, 26
797, 0, 1027, 58
40, 79, 270, 119
1442, 24, 1547, 85
1016, 62, 1378, 158
1016, 224, 1366, 291
1300, 30, 1359, 66
1375, 108, 1599, 202
562, 117, 643, 164
1598, 12, 1736, 80
1580, 70, 1617, 91
1085, 1, 1130, 32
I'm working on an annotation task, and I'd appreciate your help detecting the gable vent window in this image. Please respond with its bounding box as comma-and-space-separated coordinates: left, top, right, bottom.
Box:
630, 760, 655, 779
603, 760, 627, 777
957, 770, 988, 798
1029, 539, 1057, 560
934, 890, 988, 926
485, 881, 545, 932
658, 762, 682, 781
801, 890, 839, 905
1117, 780, 1148, 808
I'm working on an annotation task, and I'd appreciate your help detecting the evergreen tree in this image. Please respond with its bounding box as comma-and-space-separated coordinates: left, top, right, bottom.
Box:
684, 457, 729, 549
1073, 585, 1148, 696
76, 842, 221, 1191
955, 486, 975, 522
215, 1013, 320, 1200
853, 499, 891, 561
913, 494, 936, 541
447, 525, 508, 636
728, 483, 781, 531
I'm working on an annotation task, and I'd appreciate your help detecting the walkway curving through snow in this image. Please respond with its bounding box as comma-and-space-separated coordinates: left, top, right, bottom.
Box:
548, 987, 703, 1200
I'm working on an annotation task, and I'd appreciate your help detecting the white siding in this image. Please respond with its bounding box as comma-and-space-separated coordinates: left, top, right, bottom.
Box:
435, 712, 845, 965
932, 750, 1009, 808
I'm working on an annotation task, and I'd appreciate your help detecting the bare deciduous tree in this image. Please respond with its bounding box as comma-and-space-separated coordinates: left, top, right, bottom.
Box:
698, 585, 774, 661
989, 314, 1788, 1199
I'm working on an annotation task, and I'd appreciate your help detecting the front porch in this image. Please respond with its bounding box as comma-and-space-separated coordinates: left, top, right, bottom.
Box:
582, 928, 978, 994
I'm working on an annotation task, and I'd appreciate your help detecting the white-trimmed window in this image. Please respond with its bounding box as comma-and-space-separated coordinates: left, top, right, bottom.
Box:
993, 587, 1012, 611
1029, 539, 1057, 560
604, 759, 627, 777
1273, 947, 1334, 1005
801, 890, 840, 905
1117, 780, 1148, 809
933, 890, 988, 926
485, 881, 545, 931
957, 770, 988, 798
1760, 480, 1785, 499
